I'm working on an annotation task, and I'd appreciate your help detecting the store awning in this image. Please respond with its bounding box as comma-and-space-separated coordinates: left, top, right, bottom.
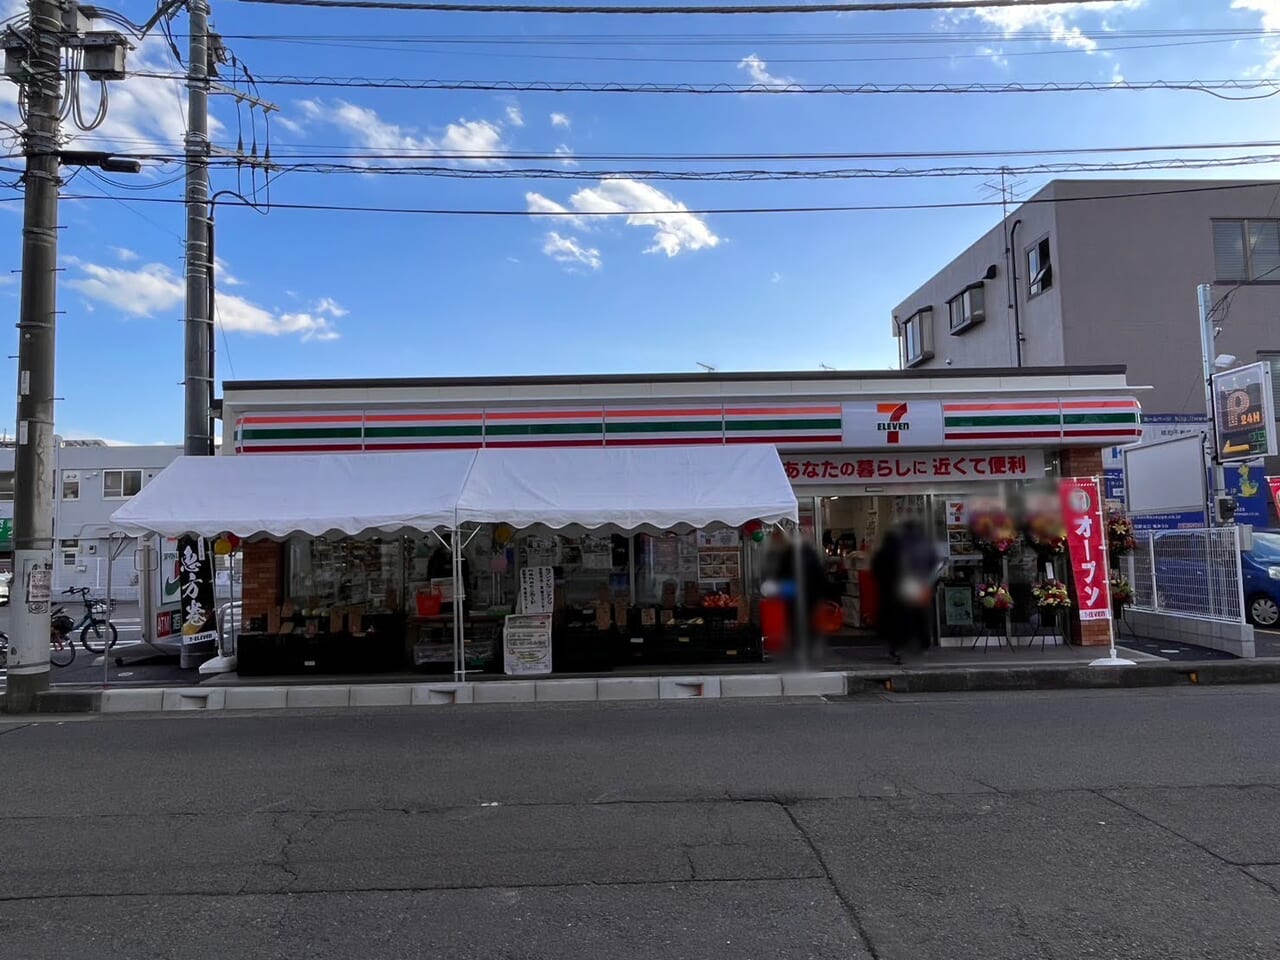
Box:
110, 450, 477, 539
455, 444, 798, 531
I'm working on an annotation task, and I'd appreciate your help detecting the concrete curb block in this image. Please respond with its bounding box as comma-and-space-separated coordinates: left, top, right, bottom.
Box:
102, 689, 164, 713
473, 681, 535, 704
783, 673, 846, 697
286, 686, 351, 709
535, 679, 598, 702
223, 686, 288, 710
411, 684, 473, 705
659, 677, 721, 699
597, 677, 660, 700
351, 685, 414, 707
720, 674, 783, 698
844, 661, 1280, 695
162, 688, 226, 711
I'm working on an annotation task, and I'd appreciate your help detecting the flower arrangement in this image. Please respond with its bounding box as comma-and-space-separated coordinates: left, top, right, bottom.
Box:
976, 581, 1014, 611
1031, 579, 1072, 609
1024, 511, 1067, 556
1107, 511, 1138, 558
1110, 575, 1135, 607
970, 508, 1018, 555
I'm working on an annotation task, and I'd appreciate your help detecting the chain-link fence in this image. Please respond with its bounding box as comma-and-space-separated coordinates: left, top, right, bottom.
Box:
1127, 526, 1244, 623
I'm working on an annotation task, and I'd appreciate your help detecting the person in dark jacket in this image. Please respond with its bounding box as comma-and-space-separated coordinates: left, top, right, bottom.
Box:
762, 530, 829, 662
872, 521, 940, 663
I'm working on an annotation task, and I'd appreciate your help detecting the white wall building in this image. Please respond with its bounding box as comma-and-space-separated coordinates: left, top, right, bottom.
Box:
0, 440, 182, 600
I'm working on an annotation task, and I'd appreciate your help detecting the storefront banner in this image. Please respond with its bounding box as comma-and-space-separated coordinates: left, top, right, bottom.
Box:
1269, 477, 1280, 523
519, 566, 555, 614
503, 613, 552, 676
1059, 478, 1112, 623
783, 449, 1043, 484
842, 400, 945, 448
177, 536, 218, 645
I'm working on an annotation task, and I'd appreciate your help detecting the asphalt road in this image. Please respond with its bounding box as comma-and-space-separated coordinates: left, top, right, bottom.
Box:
2, 688, 1280, 958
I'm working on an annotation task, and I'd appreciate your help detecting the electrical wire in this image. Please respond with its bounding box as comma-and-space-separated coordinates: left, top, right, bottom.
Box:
236, 0, 1128, 15
48, 180, 1280, 218
116, 72, 1280, 100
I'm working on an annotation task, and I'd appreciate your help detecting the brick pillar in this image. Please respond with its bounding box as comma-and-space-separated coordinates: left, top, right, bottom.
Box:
242, 540, 283, 620
1058, 446, 1112, 646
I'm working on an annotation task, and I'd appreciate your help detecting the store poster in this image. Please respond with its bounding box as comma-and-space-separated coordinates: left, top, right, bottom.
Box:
1270, 477, 1280, 523
177, 535, 218, 644
942, 585, 973, 627
519, 566, 555, 614
1059, 478, 1112, 623
1223, 460, 1272, 528
503, 613, 553, 676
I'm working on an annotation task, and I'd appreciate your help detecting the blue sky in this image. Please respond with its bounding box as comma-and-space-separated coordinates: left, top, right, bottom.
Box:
4, 0, 1280, 442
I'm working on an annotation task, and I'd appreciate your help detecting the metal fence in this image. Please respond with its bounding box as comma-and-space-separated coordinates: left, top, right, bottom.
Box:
1127, 526, 1245, 623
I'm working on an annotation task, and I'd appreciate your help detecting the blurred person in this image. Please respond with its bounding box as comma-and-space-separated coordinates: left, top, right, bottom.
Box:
761, 529, 829, 663
872, 520, 942, 664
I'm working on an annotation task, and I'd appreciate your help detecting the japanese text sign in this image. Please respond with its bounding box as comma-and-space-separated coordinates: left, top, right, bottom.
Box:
782, 450, 1043, 484
1059, 477, 1113, 623
177, 535, 218, 642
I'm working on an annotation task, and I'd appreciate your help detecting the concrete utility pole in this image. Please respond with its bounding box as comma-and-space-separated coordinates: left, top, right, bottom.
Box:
184, 0, 213, 456
8, 0, 65, 710
1197, 283, 1226, 523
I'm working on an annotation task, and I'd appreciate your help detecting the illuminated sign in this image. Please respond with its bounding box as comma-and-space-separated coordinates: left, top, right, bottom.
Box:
1212, 361, 1277, 462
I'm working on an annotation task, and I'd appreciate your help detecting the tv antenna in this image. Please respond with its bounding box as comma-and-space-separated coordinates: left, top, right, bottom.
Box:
695, 361, 717, 373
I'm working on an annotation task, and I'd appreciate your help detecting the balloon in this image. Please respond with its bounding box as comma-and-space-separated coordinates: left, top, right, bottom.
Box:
752, 529, 765, 543
494, 523, 514, 545
213, 537, 233, 556
225, 533, 242, 551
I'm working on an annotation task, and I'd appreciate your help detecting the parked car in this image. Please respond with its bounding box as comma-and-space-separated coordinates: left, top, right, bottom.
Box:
1151, 529, 1280, 628
1243, 531, 1280, 629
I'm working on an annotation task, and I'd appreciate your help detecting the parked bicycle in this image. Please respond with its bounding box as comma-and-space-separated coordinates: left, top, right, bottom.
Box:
0, 603, 78, 668
62, 587, 118, 653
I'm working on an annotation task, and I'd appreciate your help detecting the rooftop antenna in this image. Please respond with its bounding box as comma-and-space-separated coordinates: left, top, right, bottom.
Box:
819, 363, 835, 371
695, 362, 717, 373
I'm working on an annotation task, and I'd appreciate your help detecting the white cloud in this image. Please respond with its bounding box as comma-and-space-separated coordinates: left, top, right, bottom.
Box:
311, 100, 509, 167
550, 112, 571, 129
554, 144, 577, 167
562, 179, 721, 257
214, 257, 243, 287
1233, 1, 1280, 71
942, 0, 1147, 53
65, 258, 341, 341
770, 272, 782, 284
738, 54, 794, 89
506, 103, 525, 127
275, 115, 307, 135
542, 232, 601, 271
110, 247, 138, 262
314, 296, 348, 317
525, 191, 587, 228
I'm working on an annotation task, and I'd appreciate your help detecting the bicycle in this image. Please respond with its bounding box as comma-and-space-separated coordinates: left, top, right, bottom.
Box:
0, 608, 77, 668
62, 587, 119, 653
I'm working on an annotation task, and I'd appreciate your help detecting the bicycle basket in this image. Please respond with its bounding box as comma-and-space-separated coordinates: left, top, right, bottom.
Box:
90, 599, 109, 618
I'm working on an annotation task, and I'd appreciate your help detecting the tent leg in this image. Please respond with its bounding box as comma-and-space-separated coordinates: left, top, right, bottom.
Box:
452, 528, 464, 683
793, 522, 807, 672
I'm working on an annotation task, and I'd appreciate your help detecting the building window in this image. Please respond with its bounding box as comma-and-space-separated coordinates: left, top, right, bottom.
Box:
899, 308, 934, 368
102, 469, 142, 500
61, 472, 80, 501
1214, 219, 1280, 284
60, 538, 78, 568
1027, 237, 1053, 297
1259, 352, 1280, 419
0, 473, 12, 502
947, 283, 986, 334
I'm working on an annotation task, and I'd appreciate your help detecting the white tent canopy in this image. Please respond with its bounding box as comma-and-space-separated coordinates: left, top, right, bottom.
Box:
457, 445, 797, 531
109, 450, 476, 539
111, 444, 798, 539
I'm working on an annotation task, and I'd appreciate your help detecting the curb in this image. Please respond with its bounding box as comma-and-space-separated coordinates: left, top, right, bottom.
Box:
843, 661, 1280, 695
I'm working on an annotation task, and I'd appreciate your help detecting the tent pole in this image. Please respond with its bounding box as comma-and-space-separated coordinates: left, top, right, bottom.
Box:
793, 520, 807, 671
452, 527, 464, 683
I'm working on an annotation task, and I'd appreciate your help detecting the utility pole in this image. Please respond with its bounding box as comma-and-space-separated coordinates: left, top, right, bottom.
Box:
185, 0, 212, 456
7, 0, 65, 710
1197, 283, 1226, 524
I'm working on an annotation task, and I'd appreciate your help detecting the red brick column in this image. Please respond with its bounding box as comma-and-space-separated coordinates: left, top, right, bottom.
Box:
242, 540, 284, 620
1058, 446, 1111, 646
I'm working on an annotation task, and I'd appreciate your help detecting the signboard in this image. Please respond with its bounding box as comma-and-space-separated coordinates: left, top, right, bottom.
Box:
1122, 434, 1207, 518
176, 536, 217, 642
1059, 477, 1113, 623
1212, 361, 1277, 462
942, 585, 974, 626
842, 400, 945, 448
0, 518, 12, 551
1224, 460, 1272, 528
519, 566, 555, 615
503, 613, 553, 676
1270, 477, 1280, 523
783, 450, 1043, 484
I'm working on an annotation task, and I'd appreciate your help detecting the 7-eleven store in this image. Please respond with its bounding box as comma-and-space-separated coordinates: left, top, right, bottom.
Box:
197, 366, 1142, 676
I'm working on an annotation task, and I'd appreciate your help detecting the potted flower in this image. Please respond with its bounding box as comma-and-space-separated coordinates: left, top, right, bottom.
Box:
1024, 512, 1067, 560
1110, 575, 1135, 617
1031, 579, 1072, 610
1107, 511, 1138, 562
976, 581, 1013, 630
971, 508, 1018, 573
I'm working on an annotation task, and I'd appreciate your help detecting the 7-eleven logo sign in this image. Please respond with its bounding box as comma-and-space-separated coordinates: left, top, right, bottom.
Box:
876, 402, 910, 444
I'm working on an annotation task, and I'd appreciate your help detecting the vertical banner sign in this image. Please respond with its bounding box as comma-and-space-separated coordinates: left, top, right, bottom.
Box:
177, 536, 218, 644
1269, 477, 1280, 524
1059, 477, 1113, 623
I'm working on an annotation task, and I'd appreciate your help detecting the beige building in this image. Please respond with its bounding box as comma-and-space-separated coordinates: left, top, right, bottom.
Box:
891, 179, 1280, 418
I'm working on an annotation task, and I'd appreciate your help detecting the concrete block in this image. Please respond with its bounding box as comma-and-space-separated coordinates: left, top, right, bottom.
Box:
101, 688, 164, 713
161, 688, 226, 711
411, 684, 474, 705
286, 686, 350, 709
597, 677, 660, 701
223, 686, 288, 710
720, 674, 783, 698
782, 672, 846, 697
472, 681, 536, 704
659, 676, 721, 699
350, 685, 413, 707
535, 679, 598, 702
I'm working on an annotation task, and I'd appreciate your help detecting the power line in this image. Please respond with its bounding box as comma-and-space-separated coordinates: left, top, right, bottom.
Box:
118, 72, 1280, 100
235, 0, 1127, 16
43, 180, 1280, 218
